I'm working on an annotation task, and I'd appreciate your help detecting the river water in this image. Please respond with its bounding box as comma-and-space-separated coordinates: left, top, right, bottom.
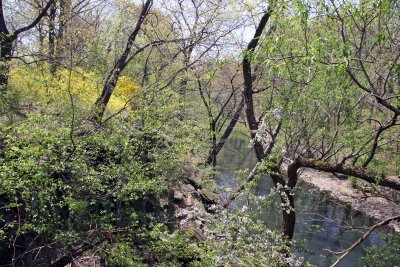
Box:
216, 138, 391, 266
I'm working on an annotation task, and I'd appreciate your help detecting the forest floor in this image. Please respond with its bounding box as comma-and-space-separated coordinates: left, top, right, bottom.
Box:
296, 167, 400, 231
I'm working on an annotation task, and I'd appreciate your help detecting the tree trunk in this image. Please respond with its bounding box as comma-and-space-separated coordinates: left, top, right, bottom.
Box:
209, 120, 217, 166
56, 0, 70, 66
0, 37, 12, 93
269, 162, 298, 240
92, 0, 153, 123
281, 161, 301, 239
281, 194, 296, 239
240, 4, 297, 240
206, 98, 244, 165
49, 1, 57, 73
0, 2, 11, 93
242, 8, 273, 161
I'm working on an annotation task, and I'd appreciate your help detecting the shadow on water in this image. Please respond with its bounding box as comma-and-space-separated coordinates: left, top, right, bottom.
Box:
216, 138, 391, 267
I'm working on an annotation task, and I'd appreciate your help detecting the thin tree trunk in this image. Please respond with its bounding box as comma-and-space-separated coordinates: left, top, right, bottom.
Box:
56, 0, 70, 66
49, 1, 57, 73
210, 120, 217, 166
206, 97, 244, 165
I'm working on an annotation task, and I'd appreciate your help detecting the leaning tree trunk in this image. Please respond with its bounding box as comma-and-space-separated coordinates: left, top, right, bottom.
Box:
206, 98, 244, 165
241, 3, 297, 240
92, 0, 153, 123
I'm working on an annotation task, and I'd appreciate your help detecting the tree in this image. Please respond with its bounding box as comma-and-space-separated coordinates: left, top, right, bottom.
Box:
194, 59, 244, 166
0, 0, 55, 92
92, 0, 153, 123
276, 0, 400, 192
47, 0, 73, 73
228, 0, 399, 241
238, 1, 300, 240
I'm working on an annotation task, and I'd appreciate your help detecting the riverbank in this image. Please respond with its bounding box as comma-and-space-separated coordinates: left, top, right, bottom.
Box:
295, 167, 400, 232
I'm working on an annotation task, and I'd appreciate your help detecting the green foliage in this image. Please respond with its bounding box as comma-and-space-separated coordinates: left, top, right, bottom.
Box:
1, 0, 399, 265
362, 232, 400, 267
208, 207, 300, 267
0, 87, 23, 125
255, 0, 399, 176
0, 112, 185, 265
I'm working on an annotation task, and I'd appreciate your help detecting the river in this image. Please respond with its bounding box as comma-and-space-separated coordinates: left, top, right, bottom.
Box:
216, 138, 392, 266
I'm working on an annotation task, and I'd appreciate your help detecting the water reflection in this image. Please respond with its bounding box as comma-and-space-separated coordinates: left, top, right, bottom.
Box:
216, 138, 388, 266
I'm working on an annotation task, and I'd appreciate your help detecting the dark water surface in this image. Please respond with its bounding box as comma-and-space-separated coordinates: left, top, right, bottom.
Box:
216, 138, 391, 267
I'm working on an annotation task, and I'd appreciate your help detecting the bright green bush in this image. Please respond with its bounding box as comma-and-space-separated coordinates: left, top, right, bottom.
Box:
0, 114, 177, 265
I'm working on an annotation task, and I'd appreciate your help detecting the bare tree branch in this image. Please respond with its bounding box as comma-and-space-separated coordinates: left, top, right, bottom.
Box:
330, 215, 400, 267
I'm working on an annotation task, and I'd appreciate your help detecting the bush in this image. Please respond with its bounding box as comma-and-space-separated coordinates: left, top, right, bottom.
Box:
0, 114, 174, 265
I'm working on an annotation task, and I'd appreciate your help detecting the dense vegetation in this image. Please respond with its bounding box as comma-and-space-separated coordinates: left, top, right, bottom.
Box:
0, 0, 399, 266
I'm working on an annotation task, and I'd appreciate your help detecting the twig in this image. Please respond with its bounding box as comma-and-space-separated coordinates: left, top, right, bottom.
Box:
330, 215, 400, 267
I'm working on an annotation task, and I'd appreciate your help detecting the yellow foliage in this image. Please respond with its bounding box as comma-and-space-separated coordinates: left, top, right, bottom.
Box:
9, 65, 139, 113
110, 75, 139, 111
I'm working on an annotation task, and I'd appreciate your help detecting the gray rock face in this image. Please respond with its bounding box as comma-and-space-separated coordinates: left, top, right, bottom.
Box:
171, 180, 221, 240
